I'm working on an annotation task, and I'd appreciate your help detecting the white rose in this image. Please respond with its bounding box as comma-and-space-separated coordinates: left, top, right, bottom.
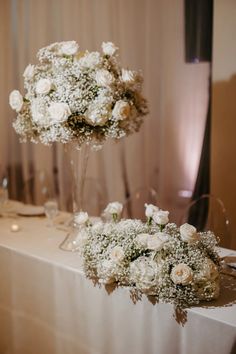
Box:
31, 102, 41, 123
136, 233, 150, 248
85, 104, 111, 126
74, 211, 89, 225
121, 69, 137, 83
31, 99, 50, 125
170, 263, 193, 285
153, 210, 169, 225
104, 202, 123, 216
36, 78, 52, 95
130, 257, 160, 294
9, 90, 23, 112
95, 69, 114, 86
121, 69, 143, 91
195, 258, 219, 282
78, 51, 101, 68
147, 234, 165, 251
144, 203, 159, 218
91, 221, 104, 232
110, 246, 125, 263
23, 64, 35, 79
180, 223, 199, 243
59, 41, 79, 56
102, 42, 118, 56
48, 102, 71, 123
112, 100, 130, 120
155, 232, 170, 242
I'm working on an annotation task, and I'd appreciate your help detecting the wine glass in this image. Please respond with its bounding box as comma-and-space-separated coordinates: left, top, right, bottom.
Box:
0, 176, 9, 213
44, 199, 58, 227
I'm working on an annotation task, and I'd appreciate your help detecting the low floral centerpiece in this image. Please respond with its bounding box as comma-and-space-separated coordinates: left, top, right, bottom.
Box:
9, 40, 148, 147
78, 203, 220, 309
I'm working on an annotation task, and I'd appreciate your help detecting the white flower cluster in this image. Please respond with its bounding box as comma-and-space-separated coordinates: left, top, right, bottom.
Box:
81, 202, 221, 309
9, 41, 148, 146
103, 201, 123, 222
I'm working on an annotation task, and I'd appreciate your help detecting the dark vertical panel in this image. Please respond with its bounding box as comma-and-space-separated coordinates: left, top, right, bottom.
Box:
185, 0, 213, 227
185, 0, 213, 63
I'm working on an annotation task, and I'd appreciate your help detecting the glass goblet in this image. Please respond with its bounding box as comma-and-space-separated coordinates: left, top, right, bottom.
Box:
44, 200, 58, 227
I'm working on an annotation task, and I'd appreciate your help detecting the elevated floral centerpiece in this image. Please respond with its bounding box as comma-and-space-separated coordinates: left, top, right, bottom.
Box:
9, 40, 148, 251
9, 40, 148, 147
78, 203, 220, 310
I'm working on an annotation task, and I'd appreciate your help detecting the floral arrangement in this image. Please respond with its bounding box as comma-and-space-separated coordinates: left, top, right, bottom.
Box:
78, 202, 220, 309
9, 41, 148, 147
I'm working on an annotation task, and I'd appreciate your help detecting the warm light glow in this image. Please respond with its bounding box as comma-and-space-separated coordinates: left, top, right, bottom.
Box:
178, 190, 192, 198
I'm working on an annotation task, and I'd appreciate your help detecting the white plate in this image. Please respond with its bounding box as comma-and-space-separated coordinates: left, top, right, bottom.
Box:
16, 204, 45, 216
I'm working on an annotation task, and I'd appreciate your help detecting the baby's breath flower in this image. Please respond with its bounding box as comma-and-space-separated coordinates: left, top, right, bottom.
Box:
81, 210, 220, 309
10, 41, 148, 146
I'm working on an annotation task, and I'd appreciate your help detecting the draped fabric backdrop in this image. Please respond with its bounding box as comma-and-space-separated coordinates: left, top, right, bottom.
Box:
0, 0, 209, 223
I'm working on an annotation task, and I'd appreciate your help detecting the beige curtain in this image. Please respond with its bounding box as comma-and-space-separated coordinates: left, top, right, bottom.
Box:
0, 0, 209, 223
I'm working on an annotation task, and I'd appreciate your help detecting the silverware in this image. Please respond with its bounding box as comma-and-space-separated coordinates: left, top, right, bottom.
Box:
56, 225, 70, 232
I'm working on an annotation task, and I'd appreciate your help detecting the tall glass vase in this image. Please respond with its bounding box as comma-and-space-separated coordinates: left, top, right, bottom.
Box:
59, 143, 90, 251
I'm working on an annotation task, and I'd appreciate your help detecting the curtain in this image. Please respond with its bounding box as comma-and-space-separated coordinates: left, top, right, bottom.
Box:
0, 0, 209, 223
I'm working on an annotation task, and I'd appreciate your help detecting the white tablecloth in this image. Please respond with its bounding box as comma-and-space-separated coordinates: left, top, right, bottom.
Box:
0, 215, 236, 354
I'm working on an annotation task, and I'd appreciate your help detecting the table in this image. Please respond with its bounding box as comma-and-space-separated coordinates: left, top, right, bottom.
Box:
0, 214, 236, 354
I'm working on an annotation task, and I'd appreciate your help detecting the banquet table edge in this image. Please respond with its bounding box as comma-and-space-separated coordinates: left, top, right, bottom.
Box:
0, 215, 236, 329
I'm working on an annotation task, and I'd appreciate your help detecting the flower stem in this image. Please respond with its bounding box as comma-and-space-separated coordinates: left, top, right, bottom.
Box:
112, 213, 118, 222
147, 217, 152, 226
160, 224, 165, 232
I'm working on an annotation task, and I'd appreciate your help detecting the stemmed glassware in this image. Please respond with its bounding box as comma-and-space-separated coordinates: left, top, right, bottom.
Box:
0, 175, 9, 213
44, 199, 58, 227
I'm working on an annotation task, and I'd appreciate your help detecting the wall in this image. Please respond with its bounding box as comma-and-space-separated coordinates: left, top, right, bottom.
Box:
211, 0, 236, 249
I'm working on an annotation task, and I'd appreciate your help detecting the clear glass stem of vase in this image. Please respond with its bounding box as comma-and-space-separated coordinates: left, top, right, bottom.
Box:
59, 143, 90, 252
69, 144, 90, 213
64, 143, 90, 214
